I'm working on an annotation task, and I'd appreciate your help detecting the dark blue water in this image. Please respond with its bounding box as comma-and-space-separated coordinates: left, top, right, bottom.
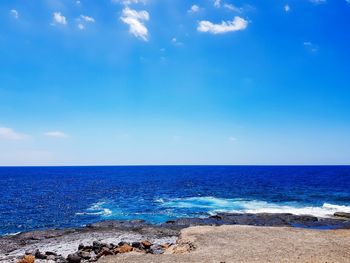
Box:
1, 166, 350, 236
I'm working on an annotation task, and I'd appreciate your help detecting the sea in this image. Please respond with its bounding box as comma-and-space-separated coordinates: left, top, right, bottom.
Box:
1, 165, 350, 236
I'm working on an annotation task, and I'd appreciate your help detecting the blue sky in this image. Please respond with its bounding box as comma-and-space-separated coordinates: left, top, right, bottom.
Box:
0, 0, 350, 165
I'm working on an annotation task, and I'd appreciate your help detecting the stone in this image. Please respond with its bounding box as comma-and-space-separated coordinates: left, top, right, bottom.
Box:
78, 251, 91, 260
35, 250, 47, 259
334, 212, 350, 219
131, 242, 142, 249
46, 251, 57, 256
17, 255, 35, 263
78, 243, 85, 250
67, 253, 81, 263
141, 240, 152, 249
150, 244, 165, 254
114, 244, 133, 254
97, 247, 113, 257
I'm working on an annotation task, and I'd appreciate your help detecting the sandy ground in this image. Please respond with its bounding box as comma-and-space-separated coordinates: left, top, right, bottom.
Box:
100, 225, 350, 263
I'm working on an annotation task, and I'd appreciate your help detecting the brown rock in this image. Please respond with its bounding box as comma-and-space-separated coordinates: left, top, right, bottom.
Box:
114, 244, 133, 254
97, 247, 113, 258
141, 240, 152, 249
17, 255, 35, 263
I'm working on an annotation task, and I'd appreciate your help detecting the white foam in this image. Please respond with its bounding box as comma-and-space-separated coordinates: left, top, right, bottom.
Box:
76, 201, 112, 216
160, 196, 350, 218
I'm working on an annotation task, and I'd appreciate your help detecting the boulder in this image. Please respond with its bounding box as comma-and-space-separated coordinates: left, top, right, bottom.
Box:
97, 247, 113, 257
67, 253, 81, 263
141, 240, 152, 249
35, 250, 47, 259
17, 255, 35, 263
131, 242, 142, 249
114, 244, 133, 254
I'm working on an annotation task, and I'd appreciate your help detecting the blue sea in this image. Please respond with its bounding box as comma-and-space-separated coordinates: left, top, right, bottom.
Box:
1, 166, 350, 236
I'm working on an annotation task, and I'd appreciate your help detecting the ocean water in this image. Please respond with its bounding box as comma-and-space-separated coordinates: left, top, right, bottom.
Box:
1, 166, 350, 236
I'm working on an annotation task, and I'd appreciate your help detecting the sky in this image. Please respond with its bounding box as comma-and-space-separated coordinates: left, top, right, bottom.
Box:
0, 0, 350, 165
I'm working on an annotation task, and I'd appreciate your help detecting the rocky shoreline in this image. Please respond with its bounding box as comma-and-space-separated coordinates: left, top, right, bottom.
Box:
1, 212, 350, 263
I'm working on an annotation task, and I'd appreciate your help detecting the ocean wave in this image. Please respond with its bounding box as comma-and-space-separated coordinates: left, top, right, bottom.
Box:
76, 201, 112, 216
159, 196, 350, 218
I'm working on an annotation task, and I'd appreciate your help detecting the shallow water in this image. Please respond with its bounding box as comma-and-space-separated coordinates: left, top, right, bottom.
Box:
1, 166, 350, 235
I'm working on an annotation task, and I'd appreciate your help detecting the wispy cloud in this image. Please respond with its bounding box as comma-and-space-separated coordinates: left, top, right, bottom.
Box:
10, 9, 19, 19
304, 41, 318, 52
113, 0, 145, 5
44, 131, 69, 138
52, 12, 67, 25
310, 0, 326, 4
214, 0, 221, 8
284, 4, 291, 12
198, 16, 248, 34
223, 4, 242, 13
77, 14, 95, 30
188, 4, 200, 13
121, 7, 149, 41
0, 127, 26, 140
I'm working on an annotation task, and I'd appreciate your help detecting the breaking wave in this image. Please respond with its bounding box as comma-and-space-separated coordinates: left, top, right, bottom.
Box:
160, 196, 350, 218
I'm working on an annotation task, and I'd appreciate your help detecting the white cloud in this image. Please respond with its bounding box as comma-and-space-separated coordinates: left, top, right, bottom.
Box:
10, 9, 19, 19
304, 41, 318, 52
214, 0, 221, 8
0, 127, 26, 140
76, 15, 95, 30
188, 5, 200, 13
113, 0, 145, 5
224, 4, 242, 13
198, 16, 248, 34
44, 131, 69, 138
80, 15, 95, 23
310, 0, 326, 4
52, 12, 67, 25
284, 4, 290, 12
121, 7, 149, 41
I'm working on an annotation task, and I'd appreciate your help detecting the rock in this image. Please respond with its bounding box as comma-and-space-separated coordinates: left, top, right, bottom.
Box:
118, 241, 129, 246
150, 244, 165, 254
334, 212, 350, 219
114, 244, 133, 254
35, 250, 47, 259
141, 240, 152, 249
131, 242, 142, 249
67, 253, 81, 263
97, 247, 113, 257
46, 251, 57, 256
78, 243, 85, 250
17, 255, 35, 263
78, 251, 91, 260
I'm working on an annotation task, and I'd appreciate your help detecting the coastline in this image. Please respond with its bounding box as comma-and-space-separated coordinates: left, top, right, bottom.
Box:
1, 212, 350, 262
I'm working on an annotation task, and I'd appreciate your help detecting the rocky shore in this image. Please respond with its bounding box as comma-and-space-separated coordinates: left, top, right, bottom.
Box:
1, 212, 350, 263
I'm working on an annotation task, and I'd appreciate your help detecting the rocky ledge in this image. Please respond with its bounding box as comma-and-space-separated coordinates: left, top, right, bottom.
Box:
2, 212, 350, 263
